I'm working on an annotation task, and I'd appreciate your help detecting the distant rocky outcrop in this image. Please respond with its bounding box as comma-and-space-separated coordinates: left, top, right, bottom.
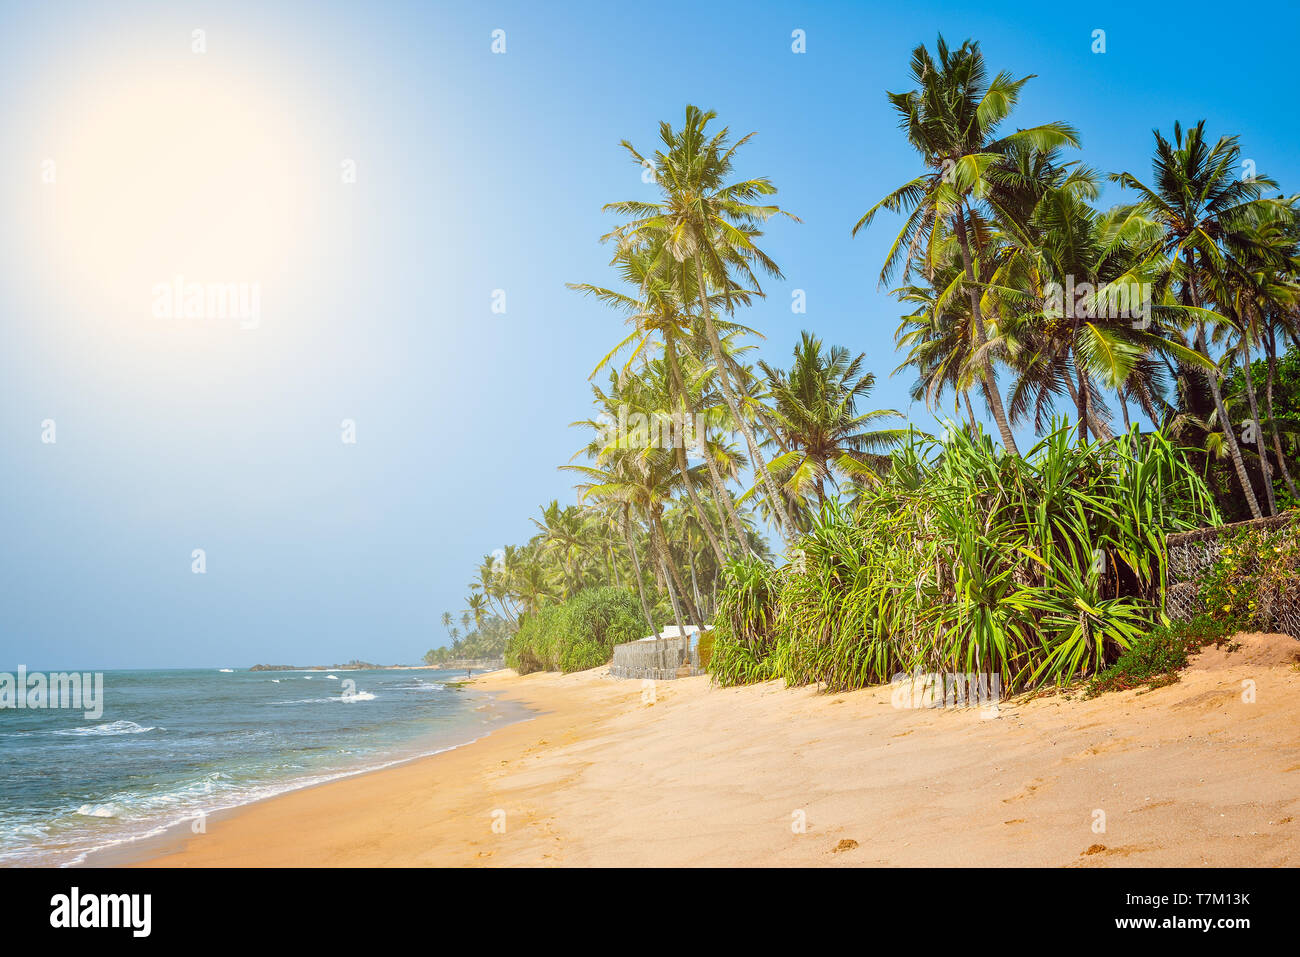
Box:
249, 660, 388, 672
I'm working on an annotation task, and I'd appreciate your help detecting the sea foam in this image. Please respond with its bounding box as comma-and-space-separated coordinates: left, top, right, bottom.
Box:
54, 720, 157, 737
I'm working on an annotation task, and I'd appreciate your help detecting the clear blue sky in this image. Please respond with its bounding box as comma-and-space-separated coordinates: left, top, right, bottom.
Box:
2, 0, 1297, 669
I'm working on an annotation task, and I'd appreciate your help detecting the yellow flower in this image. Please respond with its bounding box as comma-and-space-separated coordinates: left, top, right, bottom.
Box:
1222, 604, 1231, 612
1224, 548, 1233, 556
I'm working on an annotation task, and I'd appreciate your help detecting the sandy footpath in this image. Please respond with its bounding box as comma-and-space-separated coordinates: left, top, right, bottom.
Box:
133, 632, 1300, 867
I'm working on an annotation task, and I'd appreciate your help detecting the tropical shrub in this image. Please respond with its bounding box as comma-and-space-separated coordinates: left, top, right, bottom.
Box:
556, 587, 646, 672
708, 555, 784, 686
506, 605, 563, 674
709, 422, 1220, 692
1085, 617, 1234, 697
506, 587, 645, 674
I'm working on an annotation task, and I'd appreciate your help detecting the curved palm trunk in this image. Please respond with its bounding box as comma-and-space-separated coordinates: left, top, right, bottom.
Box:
663, 328, 728, 564
1186, 262, 1261, 519
656, 547, 687, 639
1196, 322, 1262, 519
492, 595, 518, 629
1076, 366, 1090, 445
693, 257, 799, 540
686, 545, 703, 614
608, 543, 622, 589
652, 511, 701, 625
702, 463, 734, 552
1265, 325, 1300, 500
648, 513, 688, 638
702, 433, 752, 554
622, 506, 657, 637
1239, 333, 1277, 515
1242, 335, 1274, 514
1087, 390, 1113, 441
953, 208, 1020, 456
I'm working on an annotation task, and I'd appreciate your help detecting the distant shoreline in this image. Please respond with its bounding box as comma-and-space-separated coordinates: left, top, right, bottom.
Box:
248, 664, 449, 672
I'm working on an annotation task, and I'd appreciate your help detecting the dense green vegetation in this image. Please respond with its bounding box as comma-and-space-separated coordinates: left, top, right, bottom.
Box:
423, 612, 510, 666
436, 34, 1300, 681
505, 587, 646, 674
710, 423, 1221, 692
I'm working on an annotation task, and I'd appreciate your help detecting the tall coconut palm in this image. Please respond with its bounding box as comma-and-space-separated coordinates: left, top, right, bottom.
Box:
992, 185, 1214, 444
892, 251, 984, 430
854, 35, 1082, 456
570, 367, 707, 627
1210, 209, 1300, 511
465, 593, 489, 631
568, 244, 763, 565
1111, 120, 1282, 518
757, 331, 907, 513
603, 105, 802, 541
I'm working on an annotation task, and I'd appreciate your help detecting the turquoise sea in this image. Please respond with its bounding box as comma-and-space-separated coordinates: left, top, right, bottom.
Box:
0, 667, 528, 866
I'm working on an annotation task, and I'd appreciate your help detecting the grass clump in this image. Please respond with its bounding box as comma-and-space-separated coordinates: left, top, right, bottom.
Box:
1084, 617, 1233, 697
708, 555, 784, 687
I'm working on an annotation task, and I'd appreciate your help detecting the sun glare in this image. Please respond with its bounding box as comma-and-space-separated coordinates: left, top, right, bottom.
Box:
29, 67, 319, 326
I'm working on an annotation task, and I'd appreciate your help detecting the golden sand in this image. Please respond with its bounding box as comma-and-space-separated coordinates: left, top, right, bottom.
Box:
134, 632, 1300, 867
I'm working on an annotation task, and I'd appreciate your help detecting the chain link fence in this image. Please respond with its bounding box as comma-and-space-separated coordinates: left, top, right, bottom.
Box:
1165, 512, 1300, 637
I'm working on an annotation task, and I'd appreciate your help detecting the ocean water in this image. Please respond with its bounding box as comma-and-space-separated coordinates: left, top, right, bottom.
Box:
0, 667, 529, 866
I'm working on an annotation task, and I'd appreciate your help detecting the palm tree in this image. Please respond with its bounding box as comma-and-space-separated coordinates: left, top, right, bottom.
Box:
992, 182, 1212, 443
1111, 120, 1282, 518
603, 104, 802, 540
1210, 210, 1300, 511
757, 331, 906, 514
532, 501, 588, 596
567, 369, 707, 630
465, 592, 489, 631
854, 35, 1081, 456
892, 253, 983, 430
473, 553, 518, 628
568, 245, 746, 564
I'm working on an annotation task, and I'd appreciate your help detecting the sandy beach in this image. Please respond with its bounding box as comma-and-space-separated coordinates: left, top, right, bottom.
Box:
131, 631, 1300, 867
